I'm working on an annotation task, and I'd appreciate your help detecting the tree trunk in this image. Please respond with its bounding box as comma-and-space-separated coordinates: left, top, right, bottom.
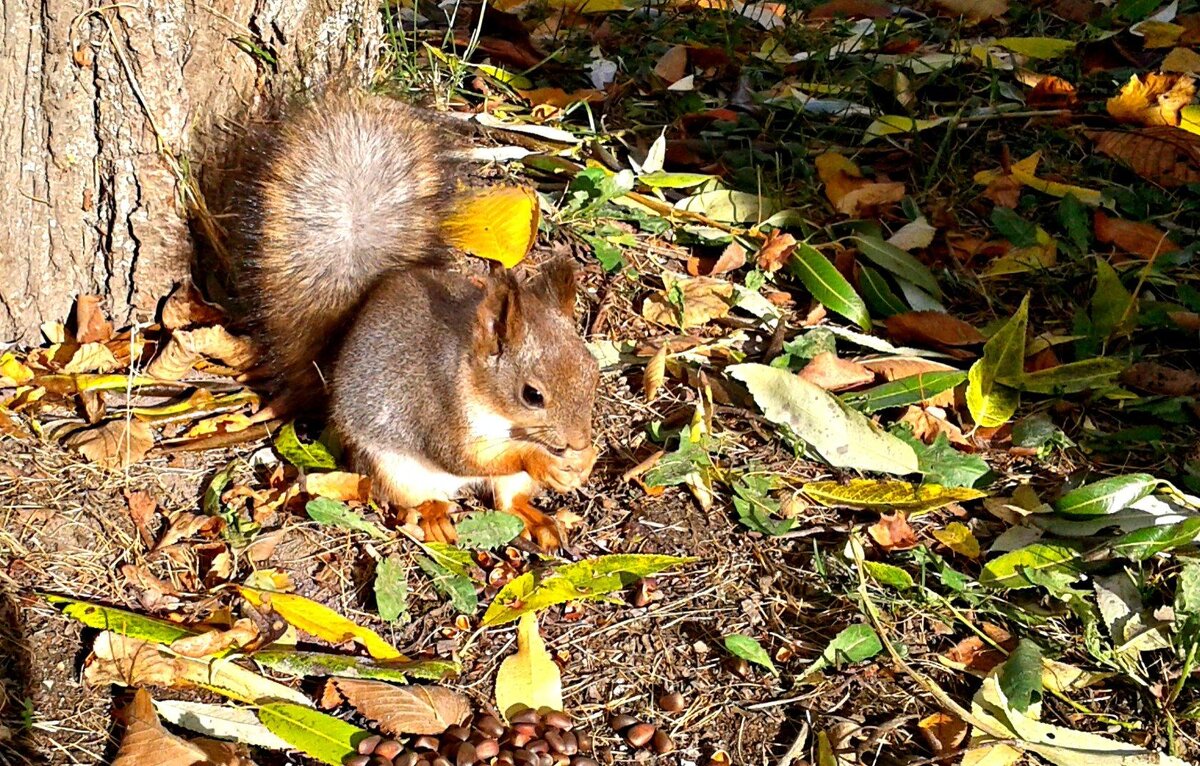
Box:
0, 0, 382, 345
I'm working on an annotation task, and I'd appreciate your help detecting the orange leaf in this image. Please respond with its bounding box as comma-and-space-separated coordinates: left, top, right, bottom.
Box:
518, 87, 605, 108
1093, 211, 1180, 258
326, 679, 470, 735
797, 352, 875, 392
1106, 72, 1196, 127
112, 689, 213, 766
654, 45, 688, 84
1089, 127, 1200, 187
756, 230, 797, 272
1027, 75, 1078, 109
917, 713, 968, 754
884, 311, 985, 348
815, 152, 905, 217
868, 512, 918, 551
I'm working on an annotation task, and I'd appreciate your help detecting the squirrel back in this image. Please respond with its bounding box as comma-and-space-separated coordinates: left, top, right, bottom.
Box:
244, 91, 452, 400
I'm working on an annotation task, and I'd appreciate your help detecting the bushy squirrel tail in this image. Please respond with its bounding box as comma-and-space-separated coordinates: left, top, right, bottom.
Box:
244, 90, 452, 400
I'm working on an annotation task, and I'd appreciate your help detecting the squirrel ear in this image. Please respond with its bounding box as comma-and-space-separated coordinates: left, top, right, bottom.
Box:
475, 267, 523, 357
529, 258, 578, 316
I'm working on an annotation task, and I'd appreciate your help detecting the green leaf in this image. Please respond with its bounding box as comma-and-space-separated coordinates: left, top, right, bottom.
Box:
675, 190, 783, 224
1090, 259, 1136, 339
639, 171, 714, 189
203, 459, 238, 518
1053, 474, 1160, 517
1058, 194, 1090, 253
415, 556, 478, 615
820, 624, 883, 669
275, 422, 338, 470
853, 235, 942, 298
894, 431, 991, 489
789, 243, 871, 331
1105, 518, 1200, 561
999, 358, 1125, 395
254, 649, 458, 682
998, 639, 1044, 714
730, 363, 919, 476
483, 554, 694, 626
979, 543, 1081, 590
994, 37, 1076, 59
724, 634, 777, 674
991, 208, 1038, 248
258, 702, 371, 766
848, 371, 966, 413
804, 478, 985, 513
456, 512, 527, 550
863, 560, 915, 590
1178, 561, 1200, 616
732, 473, 794, 536
858, 265, 908, 317
44, 594, 197, 644
424, 542, 475, 577
306, 498, 389, 540
966, 294, 1029, 428
374, 555, 409, 624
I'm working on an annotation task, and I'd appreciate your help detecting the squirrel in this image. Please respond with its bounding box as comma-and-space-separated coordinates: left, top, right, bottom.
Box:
241, 90, 600, 549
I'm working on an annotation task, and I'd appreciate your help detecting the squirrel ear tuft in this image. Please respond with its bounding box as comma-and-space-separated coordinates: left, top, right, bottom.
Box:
529, 258, 578, 316
474, 267, 523, 357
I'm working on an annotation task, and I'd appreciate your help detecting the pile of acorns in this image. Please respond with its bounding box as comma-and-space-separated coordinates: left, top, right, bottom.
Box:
344, 709, 599, 766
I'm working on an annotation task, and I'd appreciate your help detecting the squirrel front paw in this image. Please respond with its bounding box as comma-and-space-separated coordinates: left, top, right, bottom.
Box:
536, 446, 597, 494
414, 500, 458, 544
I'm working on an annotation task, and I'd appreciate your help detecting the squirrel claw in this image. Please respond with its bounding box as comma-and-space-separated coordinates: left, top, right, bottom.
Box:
415, 500, 458, 544
508, 499, 564, 551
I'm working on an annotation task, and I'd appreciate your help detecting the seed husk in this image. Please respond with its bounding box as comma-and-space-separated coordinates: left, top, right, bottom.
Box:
543, 711, 573, 730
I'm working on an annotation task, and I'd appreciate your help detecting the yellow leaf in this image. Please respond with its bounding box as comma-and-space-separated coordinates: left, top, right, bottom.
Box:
862, 115, 948, 143
1163, 47, 1200, 74
239, 587, 405, 661
966, 359, 1019, 428
1138, 21, 1185, 49
442, 187, 540, 268
1182, 105, 1200, 136
1106, 72, 1197, 127
494, 613, 563, 721
984, 226, 1058, 277
0, 352, 34, 387
474, 64, 532, 90
803, 480, 986, 514
994, 36, 1075, 59
975, 152, 1103, 206
932, 521, 981, 559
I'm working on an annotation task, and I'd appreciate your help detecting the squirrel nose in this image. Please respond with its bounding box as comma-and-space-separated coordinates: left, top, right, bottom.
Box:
565, 428, 592, 452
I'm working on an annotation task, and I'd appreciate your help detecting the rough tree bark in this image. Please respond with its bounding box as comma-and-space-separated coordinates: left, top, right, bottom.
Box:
0, 0, 383, 345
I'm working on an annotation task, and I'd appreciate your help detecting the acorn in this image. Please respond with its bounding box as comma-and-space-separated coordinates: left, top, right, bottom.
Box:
651, 730, 675, 755
343, 756, 370, 766
609, 714, 638, 732
625, 723, 657, 749
374, 740, 403, 759
543, 711, 573, 730
357, 736, 383, 756
658, 691, 686, 713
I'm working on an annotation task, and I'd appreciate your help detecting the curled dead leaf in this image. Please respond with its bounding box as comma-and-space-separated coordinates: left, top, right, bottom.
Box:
815, 151, 905, 218
644, 344, 668, 400
868, 512, 918, 551
641, 273, 734, 329
1106, 72, 1196, 127
147, 326, 258, 380
75, 295, 113, 344
1088, 127, 1200, 187
162, 282, 226, 330
63, 418, 154, 469
112, 688, 216, 766
1120, 361, 1200, 397
1093, 211, 1179, 258
302, 471, 372, 503
756, 230, 798, 272
1026, 75, 1078, 109
654, 45, 688, 84
884, 312, 984, 349
325, 679, 470, 735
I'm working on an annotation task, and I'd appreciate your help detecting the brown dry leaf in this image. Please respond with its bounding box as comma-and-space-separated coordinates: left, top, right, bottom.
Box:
797, 352, 874, 392
1106, 72, 1196, 127
1052, 0, 1097, 23
33, 341, 123, 374
517, 87, 605, 109
1120, 361, 1200, 397
642, 274, 734, 329
1094, 211, 1179, 258
64, 418, 154, 469
1163, 47, 1200, 74
245, 528, 287, 563
945, 636, 1006, 674
326, 679, 470, 735
112, 688, 214, 766
162, 282, 226, 330
170, 620, 260, 658
654, 45, 688, 84
644, 344, 668, 400
75, 295, 113, 343
147, 326, 258, 380
688, 241, 746, 276
885, 312, 984, 348
756, 230, 798, 272
121, 564, 182, 611
1089, 127, 1200, 187
868, 512, 918, 551
815, 152, 905, 217
931, 0, 1007, 22
982, 174, 1021, 208
155, 510, 223, 550
898, 406, 969, 445
808, 0, 892, 18
303, 471, 372, 503
1026, 75, 1078, 109
124, 489, 159, 547
917, 713, 968, 754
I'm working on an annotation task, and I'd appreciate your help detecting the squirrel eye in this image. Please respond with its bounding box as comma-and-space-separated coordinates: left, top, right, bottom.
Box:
521, 384, 545, 409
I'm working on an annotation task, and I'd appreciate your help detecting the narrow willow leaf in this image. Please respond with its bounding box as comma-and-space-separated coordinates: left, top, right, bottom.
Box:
275, 422, 337, 470
1053, 474, 1160, 517
258, 703, 370, 766
45, 594, 196, 645
847, 371, 966, 413
254, 649, 458, 682
853, 235, 942, 298
154, 700, 293, 751
1104, 517, 1200, 561
999, 357, 1125, 394
238, 587, 405, 661
789, 243, 871, 331
803, 479, 985, 513
858, 264, 908, 317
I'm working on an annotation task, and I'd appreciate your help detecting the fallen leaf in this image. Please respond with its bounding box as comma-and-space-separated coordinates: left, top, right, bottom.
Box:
688, 241, 746, 276
898, 406, 970, 446
1026, 75, 1078, 108
808, 0, 892, 18
1139, 20, 1185, 48
797, 352, 875, 392
1120, 361, 1200, 396
932, 521, 982, 559
885, 312, 985, 349
1088, 126, 1200, 187
974, 152, 1103, 206
64, 419, 154, 469
162, 282, 226, 330
931, 0, 1007, 22
495, 612, 564, 720
1093, 211, 1179, 258
326, 679, 469, 735
756, 230, 797, 272
1163, 47, 1200, 74
170, 620, 260, 659
1106, 72, 1196, 127
442, 186, 540, 268
868, 512, 918, 550
983, 174, 1022, 207
112, 689, 214, 766
642, 272, 734, 329
815, 151, 906, 217
74, 295, 113, 344
303, 471, 372, 503
654, 44, 688, 83
644, 344, 668, 400
518, 87, 605, 108
918, 712, 969, 754
147, 326, 258, 380
239, 588, 405, 661
805, 480, 985, 513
